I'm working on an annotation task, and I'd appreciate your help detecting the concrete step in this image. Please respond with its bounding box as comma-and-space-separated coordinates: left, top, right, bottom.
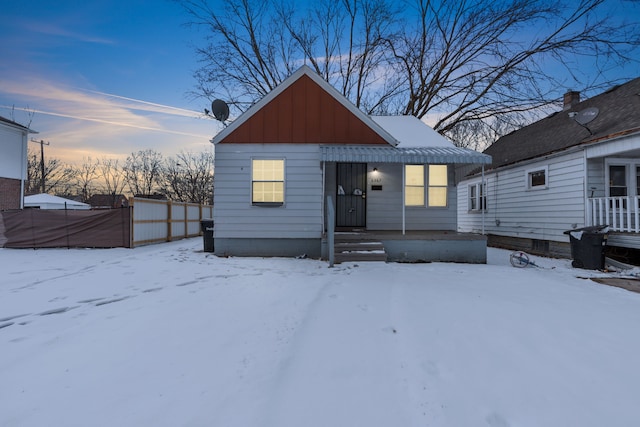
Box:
334, 241, 387, 263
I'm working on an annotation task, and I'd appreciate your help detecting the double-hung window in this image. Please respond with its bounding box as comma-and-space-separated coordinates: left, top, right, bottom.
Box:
469, 181, 486, 212
405, 165, 425, 206
404, 164, 448, 207
252, 159, 284, 205
428, 165, 448, 207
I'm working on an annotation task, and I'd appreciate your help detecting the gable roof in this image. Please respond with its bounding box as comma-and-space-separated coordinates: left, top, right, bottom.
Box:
485, 77, 640, 169
212, 65, 397, 145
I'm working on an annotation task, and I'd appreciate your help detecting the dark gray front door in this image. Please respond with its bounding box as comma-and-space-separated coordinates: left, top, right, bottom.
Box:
336, 163, 366, 228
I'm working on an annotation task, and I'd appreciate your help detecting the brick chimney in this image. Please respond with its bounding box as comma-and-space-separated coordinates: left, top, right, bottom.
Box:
563, 90, 580, 111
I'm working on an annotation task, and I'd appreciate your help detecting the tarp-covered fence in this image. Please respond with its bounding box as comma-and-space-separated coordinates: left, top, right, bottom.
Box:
0, 198, 214, 249
0, 208, 131, 248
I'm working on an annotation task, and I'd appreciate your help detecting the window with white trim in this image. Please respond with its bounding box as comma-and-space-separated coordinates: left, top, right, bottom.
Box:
428, 165, 448, 207
469, 181, 487, 212
252, 159, 284, 205
609, 165, 627, 196
605, 159, 640, 198
526, 166, 548, 190
405, 165, 425, 206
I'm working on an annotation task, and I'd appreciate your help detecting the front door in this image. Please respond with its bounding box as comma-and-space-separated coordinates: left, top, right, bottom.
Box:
336, 163, 366, 229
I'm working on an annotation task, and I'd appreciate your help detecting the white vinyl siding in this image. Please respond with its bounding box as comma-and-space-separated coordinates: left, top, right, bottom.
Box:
214, 144, 323, 239
458, 150, 586, 241
0, 125, 28, 180
367, 163, 457, 231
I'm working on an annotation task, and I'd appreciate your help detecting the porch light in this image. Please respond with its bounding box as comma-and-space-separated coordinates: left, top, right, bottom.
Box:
373, 168, 378, 172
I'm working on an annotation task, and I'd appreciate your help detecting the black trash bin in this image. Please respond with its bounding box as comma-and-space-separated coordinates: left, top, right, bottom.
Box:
563, 225, 608, 269
200, 218, 214, 252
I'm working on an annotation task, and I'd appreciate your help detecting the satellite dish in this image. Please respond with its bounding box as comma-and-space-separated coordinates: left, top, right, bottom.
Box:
574, 107, 599, 125
211, 99, 230, 122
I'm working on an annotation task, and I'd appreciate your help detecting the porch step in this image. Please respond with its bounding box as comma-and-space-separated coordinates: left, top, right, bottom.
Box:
334, 240, 387, 263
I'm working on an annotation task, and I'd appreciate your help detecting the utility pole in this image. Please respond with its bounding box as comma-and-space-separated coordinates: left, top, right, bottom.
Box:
31, 139, 50, 193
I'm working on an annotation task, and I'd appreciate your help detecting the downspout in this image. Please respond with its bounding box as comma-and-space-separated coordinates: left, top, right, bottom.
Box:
481, 164, 485, 235
402, 163, 406, 235
583, 149, 589, 227
322, 161, 326, 231
20, 133, 27, 208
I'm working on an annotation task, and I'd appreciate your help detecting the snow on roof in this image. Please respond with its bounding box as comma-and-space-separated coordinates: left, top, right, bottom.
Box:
24, 194, 90, 209
370, 116, 453, 148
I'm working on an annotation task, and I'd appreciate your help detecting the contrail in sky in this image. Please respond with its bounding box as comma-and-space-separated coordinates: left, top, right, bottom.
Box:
1, 105, 211, 138
82, 89, 203, 117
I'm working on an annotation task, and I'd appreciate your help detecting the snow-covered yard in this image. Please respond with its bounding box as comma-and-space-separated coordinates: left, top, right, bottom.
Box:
1, 238, 639, 427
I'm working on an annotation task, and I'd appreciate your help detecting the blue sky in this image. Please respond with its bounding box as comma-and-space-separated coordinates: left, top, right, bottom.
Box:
1, 1, 639, 165
0, 0, 217, 164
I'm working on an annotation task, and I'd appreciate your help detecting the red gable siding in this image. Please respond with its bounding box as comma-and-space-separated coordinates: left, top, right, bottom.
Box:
219, 75, 388, 145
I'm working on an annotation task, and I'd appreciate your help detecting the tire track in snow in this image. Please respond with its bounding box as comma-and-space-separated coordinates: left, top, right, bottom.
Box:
261, 265, 414, 426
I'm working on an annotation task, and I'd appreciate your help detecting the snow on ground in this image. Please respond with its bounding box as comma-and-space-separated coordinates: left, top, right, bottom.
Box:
1, 239, 640, 427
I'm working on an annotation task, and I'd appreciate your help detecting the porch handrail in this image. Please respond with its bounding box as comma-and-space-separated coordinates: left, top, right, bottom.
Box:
327, 195, 335, 267
588, 196, 640, 233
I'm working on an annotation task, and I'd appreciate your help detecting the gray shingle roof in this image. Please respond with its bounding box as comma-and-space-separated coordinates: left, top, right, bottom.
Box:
484, 77, 640, 170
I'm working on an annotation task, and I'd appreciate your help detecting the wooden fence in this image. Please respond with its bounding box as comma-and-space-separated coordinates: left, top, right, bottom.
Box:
130, 197, 213, 247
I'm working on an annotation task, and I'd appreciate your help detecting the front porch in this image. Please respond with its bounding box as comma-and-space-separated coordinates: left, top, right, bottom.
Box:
323, 230, 487, 264
588, 196, 640, 249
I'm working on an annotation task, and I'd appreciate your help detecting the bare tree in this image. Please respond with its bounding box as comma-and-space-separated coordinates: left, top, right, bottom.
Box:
70, 157, 99, 203
98, 158, 128, 204
180, 0, 640, 145
123, 149, 165, 197
447, 114, 528, 151
162, 150, 214, 204
280, 0, 401, 113
387, 0, 640, 135
25, 147, 76, 196
181, 0, 401, 115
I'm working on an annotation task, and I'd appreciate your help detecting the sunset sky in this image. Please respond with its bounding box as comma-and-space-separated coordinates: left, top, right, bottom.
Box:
1, 1, 639, 166
0, 0, 218, 165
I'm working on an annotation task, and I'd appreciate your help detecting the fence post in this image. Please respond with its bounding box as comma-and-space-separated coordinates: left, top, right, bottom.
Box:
184, 203, 188, 239
167, 200, 172, 242
327, 195, 335, 267
129, 197, 135, 248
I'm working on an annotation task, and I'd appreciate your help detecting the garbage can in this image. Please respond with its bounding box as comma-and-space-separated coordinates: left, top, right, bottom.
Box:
200, 218, 214, 252
563, 225, 608, 269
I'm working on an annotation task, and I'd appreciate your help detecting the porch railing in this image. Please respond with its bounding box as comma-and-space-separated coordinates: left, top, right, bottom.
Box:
327, 195, 335, 267
588, 196, 640, 233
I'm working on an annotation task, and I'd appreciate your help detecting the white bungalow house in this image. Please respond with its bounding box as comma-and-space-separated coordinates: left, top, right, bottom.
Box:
211, 66, 491, 263
0, 116, 34, 210
457, 77, 640, 263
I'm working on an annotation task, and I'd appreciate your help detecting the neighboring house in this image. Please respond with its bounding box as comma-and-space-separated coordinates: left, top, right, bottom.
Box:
457, 77, 640, 260
24, 193, 91, 210
89, 194, 129, 209
0, 116, 34, 210
211, 66, 491, 263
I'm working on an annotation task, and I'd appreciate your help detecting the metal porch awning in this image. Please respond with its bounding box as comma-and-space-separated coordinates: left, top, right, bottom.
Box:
320, 145, 492, 164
